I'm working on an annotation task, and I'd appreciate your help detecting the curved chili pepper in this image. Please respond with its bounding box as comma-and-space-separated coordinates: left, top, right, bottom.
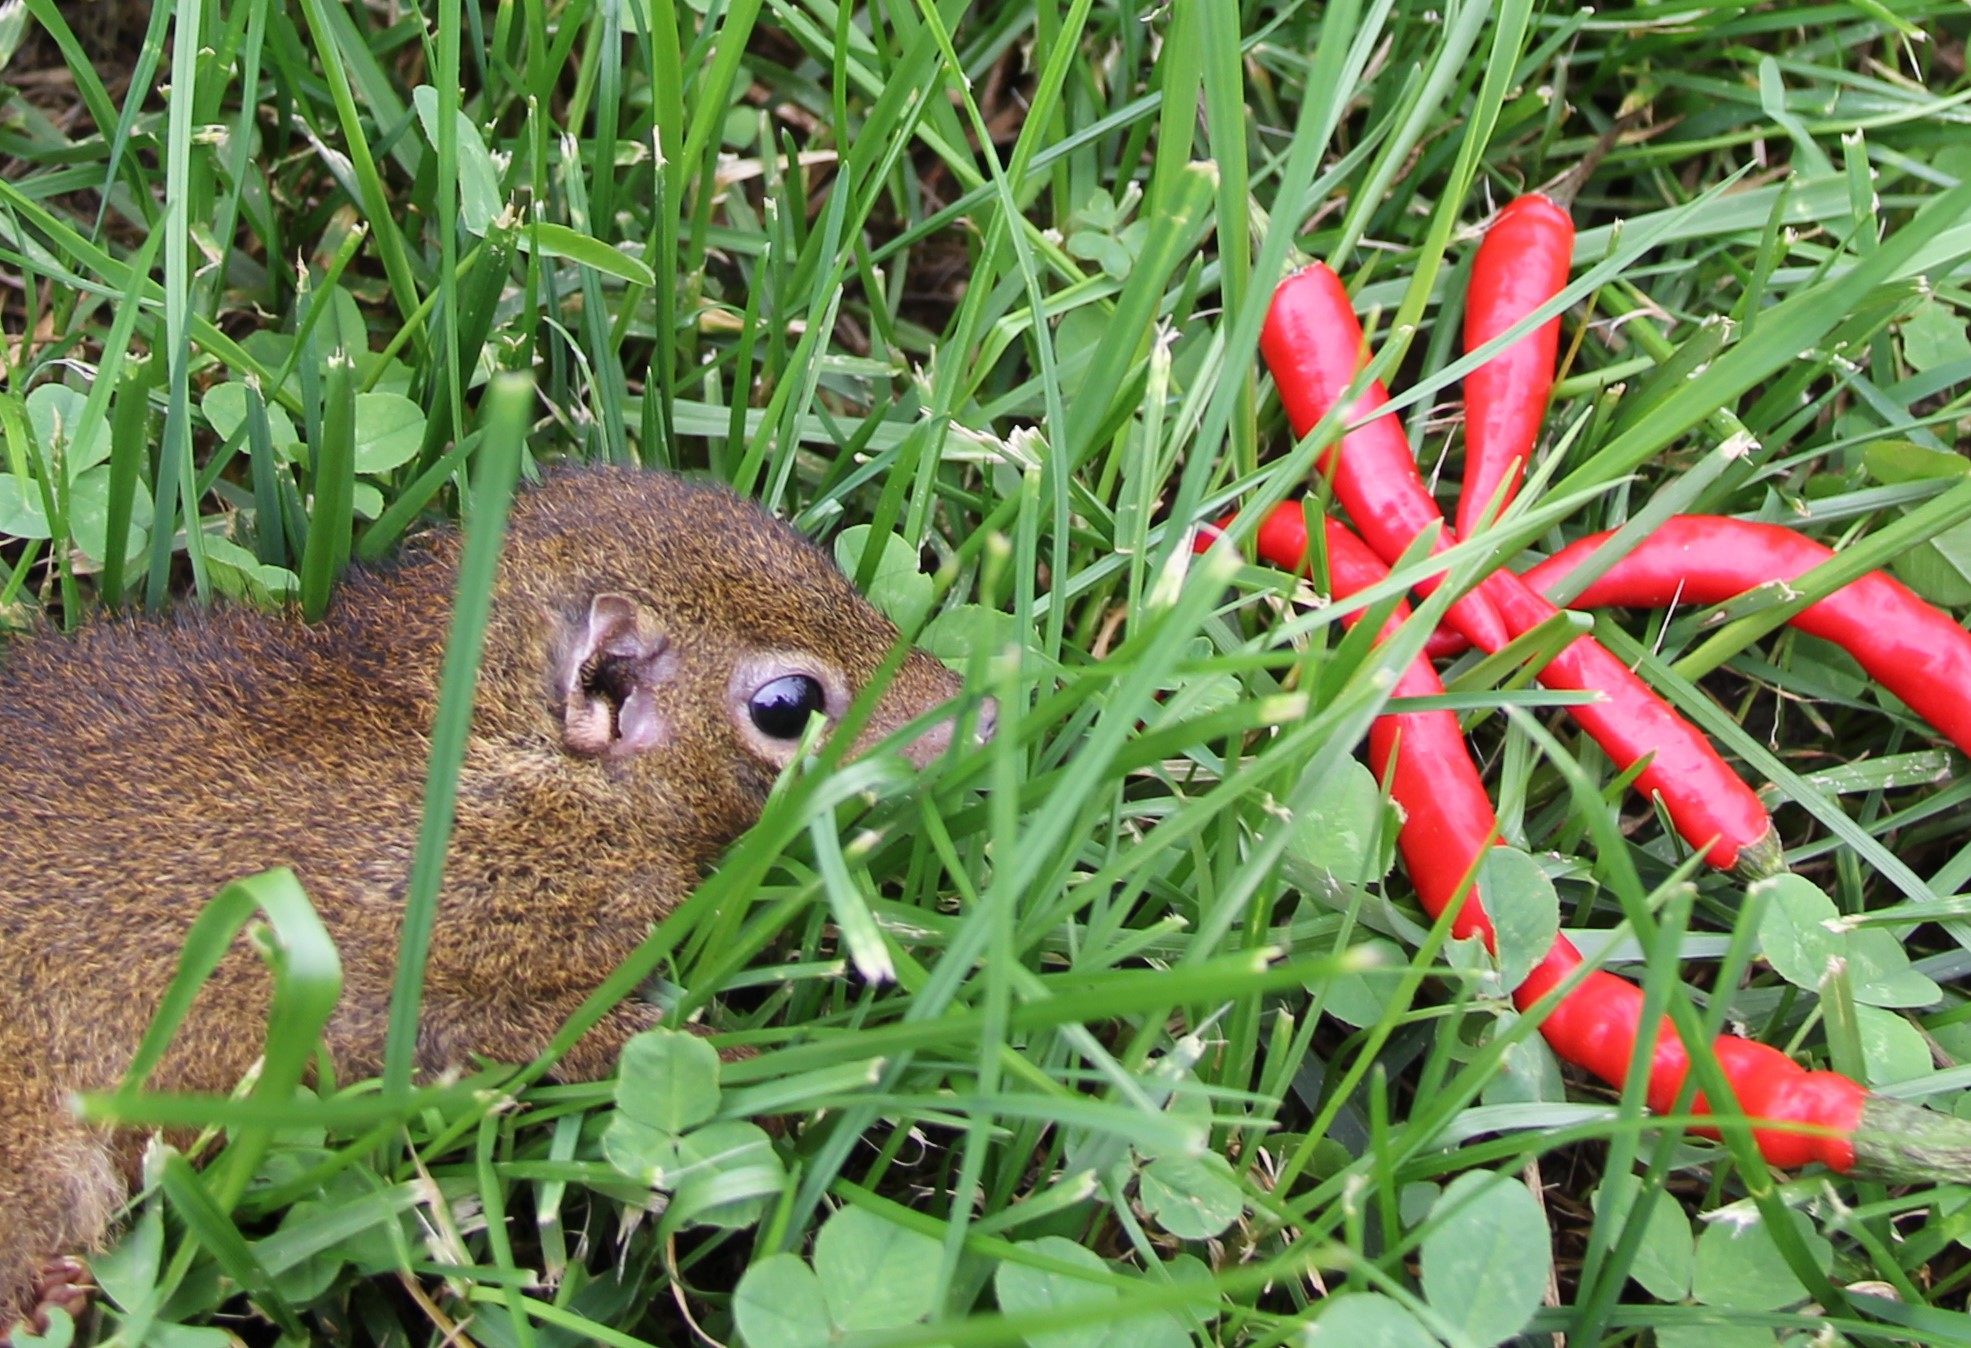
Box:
1260, 265, 1513, 653
1261, 272, 1778, 874
1458, 194, 1574, 538
1422, 516, 1971, 758
1200, 507, 1971, 1179
1531, 517, 1971, 756
1235, 506, 1500, 947
1513, 943, 1866, 1171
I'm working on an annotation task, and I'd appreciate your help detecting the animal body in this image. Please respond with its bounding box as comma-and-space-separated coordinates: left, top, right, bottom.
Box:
0, 465, 979, 1339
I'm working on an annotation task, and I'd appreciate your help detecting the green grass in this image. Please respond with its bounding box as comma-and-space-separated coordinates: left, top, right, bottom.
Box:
7, 0, 1971, 1343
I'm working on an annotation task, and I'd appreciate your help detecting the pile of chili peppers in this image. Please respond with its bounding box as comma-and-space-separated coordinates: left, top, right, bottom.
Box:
1202, 194, 1971, 1181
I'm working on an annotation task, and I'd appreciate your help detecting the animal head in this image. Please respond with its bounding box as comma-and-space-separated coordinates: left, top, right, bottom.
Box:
477, 466, 988, 835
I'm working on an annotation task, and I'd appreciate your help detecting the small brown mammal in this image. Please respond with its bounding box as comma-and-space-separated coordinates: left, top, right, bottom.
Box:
0, 464, 981, 1339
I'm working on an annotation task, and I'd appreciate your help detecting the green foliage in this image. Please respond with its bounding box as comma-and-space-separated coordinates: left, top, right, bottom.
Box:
1690, 1208, 1834, 1313
5, 0, 1971, 1343
1417, 1171, 1551, 1345
1285, 754, 1395, 890
991, 1237, 1194, 1347
734, 1206, 943, 1344
1475, 846, 1560, 994
604, 1030, 785, 1232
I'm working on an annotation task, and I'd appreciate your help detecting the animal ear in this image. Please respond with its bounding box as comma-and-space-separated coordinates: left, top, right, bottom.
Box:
560, 593, 678, 758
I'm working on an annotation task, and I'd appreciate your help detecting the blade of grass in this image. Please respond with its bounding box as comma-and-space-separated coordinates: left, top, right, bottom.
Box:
297, 352, 357, 622
381, 371, 531, 1095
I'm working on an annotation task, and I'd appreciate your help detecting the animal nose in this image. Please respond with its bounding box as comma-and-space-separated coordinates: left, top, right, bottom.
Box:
902, 696, 998, 768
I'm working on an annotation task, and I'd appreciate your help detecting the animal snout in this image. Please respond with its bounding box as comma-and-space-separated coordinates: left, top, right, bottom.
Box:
903, 696, 998, 768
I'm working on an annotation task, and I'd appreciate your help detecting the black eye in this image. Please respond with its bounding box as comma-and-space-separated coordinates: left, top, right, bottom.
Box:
748, 674, 827, 739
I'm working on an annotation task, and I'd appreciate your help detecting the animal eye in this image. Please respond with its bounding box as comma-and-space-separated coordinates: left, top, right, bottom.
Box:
748, 674, 826, 739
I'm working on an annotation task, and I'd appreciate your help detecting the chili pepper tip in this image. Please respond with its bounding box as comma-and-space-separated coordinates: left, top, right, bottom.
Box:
1850, 1095, 1971, 1185
1730, 829, 1786, 882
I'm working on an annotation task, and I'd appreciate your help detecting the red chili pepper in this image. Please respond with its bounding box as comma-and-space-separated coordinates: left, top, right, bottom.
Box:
1531, 517, 1971, 756
1260, 266, 1513, 653
1457, 194, 1574, 538
1482, 570, 1781, 871
1514, 943, 1870, 1171
1201, 506, 1971, 1180
1218, 506, 1501, 946
1262, 273, 1778, 875
1423, 624, 1469, 662
1422, 517, 1971, 757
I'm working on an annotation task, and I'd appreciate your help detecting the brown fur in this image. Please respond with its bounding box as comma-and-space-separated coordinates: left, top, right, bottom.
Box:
0, 465, 972, 1331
